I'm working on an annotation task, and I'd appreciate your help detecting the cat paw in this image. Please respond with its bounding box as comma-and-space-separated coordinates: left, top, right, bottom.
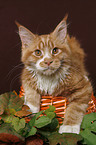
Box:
59, 124, 80, 134
25, 102, 40, 113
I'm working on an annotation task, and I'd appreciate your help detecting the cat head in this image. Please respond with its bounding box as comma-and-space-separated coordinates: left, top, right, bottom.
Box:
17, 15, 83, 76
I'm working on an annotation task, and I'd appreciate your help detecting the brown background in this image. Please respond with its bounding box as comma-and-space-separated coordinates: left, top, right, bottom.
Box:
0, 0, 96, 95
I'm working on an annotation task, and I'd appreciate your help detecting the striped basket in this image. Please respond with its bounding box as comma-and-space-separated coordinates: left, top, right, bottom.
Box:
19, 86, 96, 124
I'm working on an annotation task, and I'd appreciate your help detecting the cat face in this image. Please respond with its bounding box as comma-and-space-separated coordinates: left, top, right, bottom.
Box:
17, 15, 71, 75
29, 36, 63, 75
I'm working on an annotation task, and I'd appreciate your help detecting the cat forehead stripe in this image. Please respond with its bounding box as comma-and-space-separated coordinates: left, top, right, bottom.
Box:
39, 41, 44, 49
38, 37, 54, 49
48, 40, 54, 48
41, 36, 49, 46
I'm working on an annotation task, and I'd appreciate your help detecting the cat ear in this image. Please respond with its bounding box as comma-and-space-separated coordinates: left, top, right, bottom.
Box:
52, 14, 68, 43
15, 21, 35, 48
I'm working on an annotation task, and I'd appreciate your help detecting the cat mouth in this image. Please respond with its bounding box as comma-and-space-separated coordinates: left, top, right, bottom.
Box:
41, 66, 59, 75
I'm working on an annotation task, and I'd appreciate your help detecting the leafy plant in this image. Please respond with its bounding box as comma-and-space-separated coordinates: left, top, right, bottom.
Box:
0, 91, 96, 145
47, 132, 83, 145
80, 113, 96, 145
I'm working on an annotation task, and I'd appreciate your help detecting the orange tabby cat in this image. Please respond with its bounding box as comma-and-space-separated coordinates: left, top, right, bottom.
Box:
17, 15, 92, 134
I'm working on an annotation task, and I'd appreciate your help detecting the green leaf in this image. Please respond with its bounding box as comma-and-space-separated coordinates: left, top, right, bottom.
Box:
1, 114, 9, 122
0, 123, 24, 141
80, 113, 96, 145
80, 128, 96, 145
81, 113, 96, 129
35, 116, 51, 128
35, 110, 44, 119
28, 115, 36, 127
0, 92, 24, 116
80, 139, 87, 145
0, 93, 9, 115
45, 118, 59, 130
62, 133, 83, 145
89, 121, 96, 132
49, 118, 59, 130
8, 108, 16, 115
45, 105, 55, 115
27, 127, 37, 137
37, 130, 53, 138
12, 117, 25, 132
48, 132, 83, 145
8, 92, 24, 111
45, 112, 56, 119
18, 123, 30, 137
5, 115, 14, 123
0, 119, 4, 125
48, 132, 66, 145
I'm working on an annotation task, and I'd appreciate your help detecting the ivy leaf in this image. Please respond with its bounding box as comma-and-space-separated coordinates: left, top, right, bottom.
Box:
35, 116, 51, 128
18, 123, 30, 137
89, 121, 96, 132
15, 110, 32, 117
22, 105, 30, 111
8, 92, 24, 111
81, 113, 96, 129
45, 105, 55, 114
80, 128, 96, 145
1, 114, 15, 124
62, 133, 83, 145
0, 119, 3, 125
45, 118, 59, 130
27, 127, 37, 137
35, 110, 44, 119
0, 92, 24, 116
48, 132, 83, 145
0, 123, 24, 142
28, 115, 36, 127
0, 93, 9, 115
45, 112, 56, 119
8, 108, 16, 115
15, 104, 32, 118
37, 130, 53, 138
12, 117, 25, 132
44, 106, 56, 120
4, 115, 15, 123
48, 132, 67, 145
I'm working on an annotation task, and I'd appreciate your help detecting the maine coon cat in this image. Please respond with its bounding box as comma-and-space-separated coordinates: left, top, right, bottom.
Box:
16, 15, 92, 134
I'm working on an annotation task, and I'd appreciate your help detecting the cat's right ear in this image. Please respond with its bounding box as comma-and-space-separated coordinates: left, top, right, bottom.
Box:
52, 14, 68, 43
15, 21, 35, 48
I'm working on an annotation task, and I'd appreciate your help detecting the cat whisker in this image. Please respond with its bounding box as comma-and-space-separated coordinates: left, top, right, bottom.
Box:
6, 63, 23, 79
10, 73, 21, 91
60, 63, 85, 89
60, 61, 83, 78
11, 42, 21, 49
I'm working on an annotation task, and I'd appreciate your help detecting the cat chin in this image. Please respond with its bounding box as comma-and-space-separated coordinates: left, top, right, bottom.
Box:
42, 71, 56, 76
39, 69, 57, 76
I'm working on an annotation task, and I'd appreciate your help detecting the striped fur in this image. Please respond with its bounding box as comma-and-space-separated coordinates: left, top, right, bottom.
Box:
17, 16, 92, 134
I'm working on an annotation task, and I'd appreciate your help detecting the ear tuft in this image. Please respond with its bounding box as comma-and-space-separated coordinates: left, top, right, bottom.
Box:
53, 14, 68, 43
63, 13, 68, 21
15, 21, 21, 28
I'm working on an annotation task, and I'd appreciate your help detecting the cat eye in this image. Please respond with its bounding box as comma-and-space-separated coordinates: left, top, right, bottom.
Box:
35, 50, 42, 56
52, 47, 59, 55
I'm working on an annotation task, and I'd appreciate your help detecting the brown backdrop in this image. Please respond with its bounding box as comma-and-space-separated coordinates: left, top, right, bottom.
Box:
0, 0, 96, 94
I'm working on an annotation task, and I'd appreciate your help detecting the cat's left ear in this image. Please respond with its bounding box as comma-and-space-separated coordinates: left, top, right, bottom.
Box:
52, 14, 68, 43
15, 21, 36, 49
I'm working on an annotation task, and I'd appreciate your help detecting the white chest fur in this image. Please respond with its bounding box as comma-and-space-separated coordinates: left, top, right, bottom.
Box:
37, 75, 58, 94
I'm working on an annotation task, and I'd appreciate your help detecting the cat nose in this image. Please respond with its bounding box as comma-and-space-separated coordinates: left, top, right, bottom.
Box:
45, 61, 53, 66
